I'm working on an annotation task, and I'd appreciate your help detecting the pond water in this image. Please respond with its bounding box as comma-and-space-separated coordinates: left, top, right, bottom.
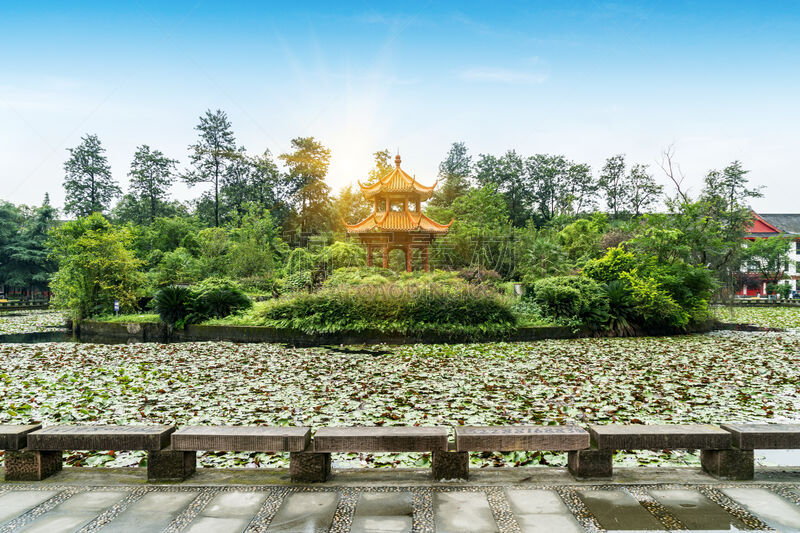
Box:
2, 310, 800, 468
0, 331, 75, 343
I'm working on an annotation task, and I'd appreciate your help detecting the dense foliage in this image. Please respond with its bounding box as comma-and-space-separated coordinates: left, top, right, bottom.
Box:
153, 279, 251, 328
0, 114, 775, 334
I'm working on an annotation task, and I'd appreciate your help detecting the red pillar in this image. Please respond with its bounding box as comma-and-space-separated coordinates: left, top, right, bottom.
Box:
405, 245, 413, 272
366, 245, 373, 267
422, 245, 430, 272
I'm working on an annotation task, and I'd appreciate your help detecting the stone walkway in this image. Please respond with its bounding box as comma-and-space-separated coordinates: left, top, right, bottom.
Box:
1, 469, 800, 532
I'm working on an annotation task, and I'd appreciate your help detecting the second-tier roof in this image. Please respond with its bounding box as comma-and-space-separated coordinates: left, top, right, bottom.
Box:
358, 154, 437, 201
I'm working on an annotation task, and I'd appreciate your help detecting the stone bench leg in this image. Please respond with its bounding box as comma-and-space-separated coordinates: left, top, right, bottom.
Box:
4, 450, 62, 481
700, 448, 754, 480
432, 450, 469, 481
147, 447, 196, 482
568, 449, 613, 479
290, 452, 330, 483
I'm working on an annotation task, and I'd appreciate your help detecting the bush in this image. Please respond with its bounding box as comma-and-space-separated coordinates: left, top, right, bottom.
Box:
153, 280, 251, 327
240, 276, 282, 296
197, 287, 251, 319
529, 276, 610, 328
582, 247, 639, 283
602, 279, 637, 336
194, 276, 242, 293
254, 284, 516, 339
767, 282, 792, 299
152, 285, 195, 327
286, 247, 315, 274
621, 272, 689, 330
154, 247, 201, 286
283, 271, 314, 293
316, 241, 366, 272
324, 267, 396, 288
457, 267, 502, 286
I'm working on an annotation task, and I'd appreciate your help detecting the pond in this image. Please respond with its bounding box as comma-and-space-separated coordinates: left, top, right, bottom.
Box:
1, 309, 799, 469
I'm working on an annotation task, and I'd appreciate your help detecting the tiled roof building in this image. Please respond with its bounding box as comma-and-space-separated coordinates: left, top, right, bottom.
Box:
344, 154, 453, 271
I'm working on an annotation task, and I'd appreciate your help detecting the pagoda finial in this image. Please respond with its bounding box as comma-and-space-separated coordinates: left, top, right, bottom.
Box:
395, 153, 401, 168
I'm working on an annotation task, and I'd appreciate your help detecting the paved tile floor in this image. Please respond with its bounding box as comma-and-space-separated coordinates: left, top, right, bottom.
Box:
0, 482, 800, 532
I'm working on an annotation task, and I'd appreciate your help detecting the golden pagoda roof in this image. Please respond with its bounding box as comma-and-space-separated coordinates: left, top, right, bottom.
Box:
344, 210, 453, 234
358, 154, 437, 201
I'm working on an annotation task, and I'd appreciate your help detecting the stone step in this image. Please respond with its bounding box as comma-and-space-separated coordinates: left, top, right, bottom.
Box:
0, 424, 42, 450
172, 426, 311, 452
27, 425, 174, 451
313, 426, 448, 452
720, 423, 800, 449
588, 424, 731, 450
454, 425, 589, 451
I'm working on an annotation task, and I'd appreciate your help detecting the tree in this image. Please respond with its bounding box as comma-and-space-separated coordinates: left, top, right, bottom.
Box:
598, 155, 628, 217
184, 109, 237, 227
0, 195, 58, 292
63, 134, 120, 217
366, 149, 393, 183
127, 145, 178, 224
49, 213, 144, 319
701, 160, 763, 215
279, 136, 333, 233
475, 150, 531, 227
227, 207, 287, 278
220, 147, 252, 225
431, 142, 472, 207
745, 236, 792, 285
627, 164, 663, 216
250, 149, 289, 225
334, 185, 371, 230
565, 162, 597, 216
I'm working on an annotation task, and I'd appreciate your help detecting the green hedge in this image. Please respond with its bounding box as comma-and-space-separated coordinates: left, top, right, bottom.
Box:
253, 284, 517, 339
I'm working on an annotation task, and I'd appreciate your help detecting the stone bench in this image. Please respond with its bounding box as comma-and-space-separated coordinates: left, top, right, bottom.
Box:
9, 425, 175, 481
711, 423, 800, 480
171, 426, 311, 482
720, 423, 800, 449
309, 426, 450, 481
573, 424, 737, 479
454, 425, 590, 480
1, 424, 45, 481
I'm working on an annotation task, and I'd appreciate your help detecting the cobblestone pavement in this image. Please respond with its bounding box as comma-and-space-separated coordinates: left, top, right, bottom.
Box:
1, 470, 800, 532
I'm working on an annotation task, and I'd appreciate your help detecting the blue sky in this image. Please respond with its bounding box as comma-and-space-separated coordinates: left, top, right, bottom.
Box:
2, 1, 799, 211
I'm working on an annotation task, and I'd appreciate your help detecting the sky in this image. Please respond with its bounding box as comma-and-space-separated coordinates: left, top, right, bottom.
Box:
1, 1, 799, 213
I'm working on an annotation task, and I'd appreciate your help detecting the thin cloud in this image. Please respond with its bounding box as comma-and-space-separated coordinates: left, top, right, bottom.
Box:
458, 66, 548, 85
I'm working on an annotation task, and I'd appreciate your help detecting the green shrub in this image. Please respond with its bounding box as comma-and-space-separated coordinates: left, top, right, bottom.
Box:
767, 282, 792, 299
286, 247, 315, 273
316, 241, 366, 272
153, 285, 195, 327
582, 247, 639, 283
196, 287, 252, 318
529, 276, 609, 328
621, 272, 689, 330
194, 276, 242, 293
324, 267, 397, 288
602, 280, 636, 336
240, 276, 282, 296
457, 267, 502, 286
283, 271, 314, 293
254, 284, 516, 339
154, 247, 201, 286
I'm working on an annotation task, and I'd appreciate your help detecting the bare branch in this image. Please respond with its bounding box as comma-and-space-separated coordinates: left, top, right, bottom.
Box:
658, 144, 689, 203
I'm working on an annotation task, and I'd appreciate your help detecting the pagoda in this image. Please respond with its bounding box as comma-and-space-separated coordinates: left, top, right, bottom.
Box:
344, 154, 453, 272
